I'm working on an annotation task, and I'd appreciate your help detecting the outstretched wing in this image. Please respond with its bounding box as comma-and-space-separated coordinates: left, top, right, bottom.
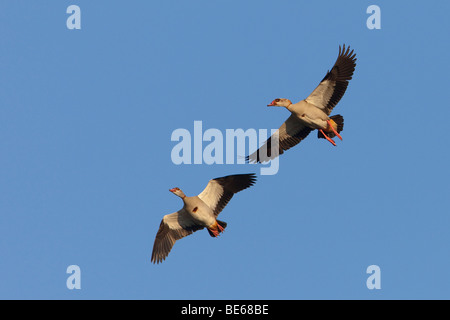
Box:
305, 44, 357, 115
151, 209, 204, 264
246, 114, 312, 164
198, 173, 257, 216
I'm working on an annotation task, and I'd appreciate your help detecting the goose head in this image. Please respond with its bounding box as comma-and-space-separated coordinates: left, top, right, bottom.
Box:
267, 98, 292, 108
169, 187, 186, 199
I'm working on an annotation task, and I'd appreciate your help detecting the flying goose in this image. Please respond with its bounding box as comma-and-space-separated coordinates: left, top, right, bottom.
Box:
246, 44, 357, 163
151, 173, 257, 264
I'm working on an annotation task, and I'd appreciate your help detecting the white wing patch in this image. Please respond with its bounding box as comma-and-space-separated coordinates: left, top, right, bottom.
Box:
305, 79, 336, 110
198, 180, 224, 212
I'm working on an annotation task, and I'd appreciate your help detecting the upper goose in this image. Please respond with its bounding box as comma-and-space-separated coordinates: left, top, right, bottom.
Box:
246, 44, 357, 163
151, 173, 257, 264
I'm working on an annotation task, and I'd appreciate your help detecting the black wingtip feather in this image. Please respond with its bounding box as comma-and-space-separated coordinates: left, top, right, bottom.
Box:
213, 173, 257, 193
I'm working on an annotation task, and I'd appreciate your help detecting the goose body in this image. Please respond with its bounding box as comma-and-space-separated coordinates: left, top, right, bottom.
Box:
182, 196, 216, 227
247, 44, 356, 163
287, 100, 330, 129
151, 173, 257, 264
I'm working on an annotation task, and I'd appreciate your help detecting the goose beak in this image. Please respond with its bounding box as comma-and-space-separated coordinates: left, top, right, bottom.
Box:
267, 101, 276, 107
169, 188, 177, 192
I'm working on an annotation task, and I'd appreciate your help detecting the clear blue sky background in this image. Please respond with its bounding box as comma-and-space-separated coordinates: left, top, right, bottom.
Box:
1, 1, 449, 299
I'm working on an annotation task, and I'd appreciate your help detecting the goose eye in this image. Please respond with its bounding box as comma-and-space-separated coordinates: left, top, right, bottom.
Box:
275, 99, 280, 102
193, 207, 198, 213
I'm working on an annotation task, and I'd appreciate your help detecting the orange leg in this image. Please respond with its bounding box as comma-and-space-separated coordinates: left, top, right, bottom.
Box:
208, 222, 225, 237
208, 227, 220, 237
327, 120, 343, 141
320, 129, 336, 146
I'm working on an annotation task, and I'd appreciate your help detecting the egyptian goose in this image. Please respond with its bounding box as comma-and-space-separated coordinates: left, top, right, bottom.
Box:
151, 173, 257, 264
247, 44, 357, 163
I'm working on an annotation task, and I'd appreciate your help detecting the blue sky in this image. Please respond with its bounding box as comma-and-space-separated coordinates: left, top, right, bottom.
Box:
1, 0, 449, 299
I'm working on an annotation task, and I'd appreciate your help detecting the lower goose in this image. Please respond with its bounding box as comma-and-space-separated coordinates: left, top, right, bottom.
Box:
151, 173, 257, 264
